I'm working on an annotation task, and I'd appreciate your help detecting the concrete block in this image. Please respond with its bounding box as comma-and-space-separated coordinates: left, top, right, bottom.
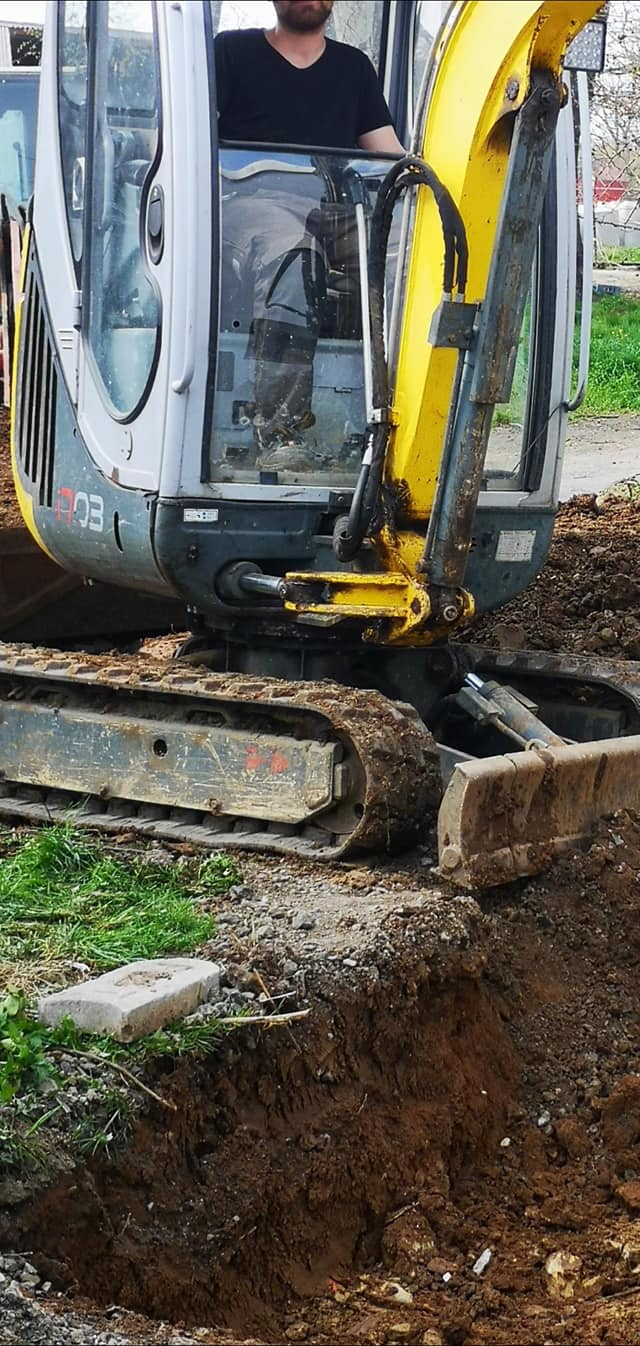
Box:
37, 958, 221, 1041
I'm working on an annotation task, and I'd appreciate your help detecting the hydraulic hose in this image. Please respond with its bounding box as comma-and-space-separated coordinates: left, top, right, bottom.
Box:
333, 155, 468, 563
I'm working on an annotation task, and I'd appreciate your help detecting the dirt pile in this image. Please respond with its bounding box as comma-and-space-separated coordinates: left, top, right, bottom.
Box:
473, 495, 640, 660
2, 883, 515, 1338
0, 406, 23, 529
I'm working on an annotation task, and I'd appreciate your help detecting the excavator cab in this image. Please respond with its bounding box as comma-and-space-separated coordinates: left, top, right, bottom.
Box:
12, 0, 635, 889
14, 0, 594, 613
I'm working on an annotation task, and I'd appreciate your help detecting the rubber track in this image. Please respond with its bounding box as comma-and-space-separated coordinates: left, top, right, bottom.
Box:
0, 643, 440, 859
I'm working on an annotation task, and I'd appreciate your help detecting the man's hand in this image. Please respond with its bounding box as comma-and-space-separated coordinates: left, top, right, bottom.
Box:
358, 125, 405, 154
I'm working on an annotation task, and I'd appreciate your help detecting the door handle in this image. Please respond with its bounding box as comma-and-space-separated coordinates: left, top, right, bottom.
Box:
565, 72, 593, 412
170, 0, 198, 395
147, 183, 164, 263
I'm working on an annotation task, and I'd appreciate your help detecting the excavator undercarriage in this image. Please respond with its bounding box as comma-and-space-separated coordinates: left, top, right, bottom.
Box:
0, 641, 439, 859
0, 636, 637, 889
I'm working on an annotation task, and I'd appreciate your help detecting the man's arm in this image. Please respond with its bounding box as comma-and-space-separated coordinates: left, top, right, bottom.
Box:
355, 54, 405, 155
358, 125, 405, 154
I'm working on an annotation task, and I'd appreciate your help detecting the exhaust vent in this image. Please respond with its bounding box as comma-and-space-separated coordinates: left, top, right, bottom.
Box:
14, 264, 57, 509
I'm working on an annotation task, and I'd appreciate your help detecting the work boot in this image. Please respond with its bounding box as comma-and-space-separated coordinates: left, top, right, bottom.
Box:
250, 317, 316, 446
256, 431, 326, 474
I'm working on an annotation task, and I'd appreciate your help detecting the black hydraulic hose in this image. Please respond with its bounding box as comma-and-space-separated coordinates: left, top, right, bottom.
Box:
334, 155, 468, 563
369, 156, 468, 295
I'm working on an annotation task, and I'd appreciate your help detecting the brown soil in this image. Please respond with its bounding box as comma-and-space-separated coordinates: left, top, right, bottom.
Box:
472, 494, 640, 660
0, 406, 23, 528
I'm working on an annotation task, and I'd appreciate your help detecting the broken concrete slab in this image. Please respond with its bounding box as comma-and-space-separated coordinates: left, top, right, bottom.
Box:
37, 957, 221, 1041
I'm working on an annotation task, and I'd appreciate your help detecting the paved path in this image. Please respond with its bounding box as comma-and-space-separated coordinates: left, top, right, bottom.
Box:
593, 266, 640, 296
561, 414, 640, 499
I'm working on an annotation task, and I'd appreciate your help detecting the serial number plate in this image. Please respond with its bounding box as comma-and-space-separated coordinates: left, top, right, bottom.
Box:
495, 529, 536, 562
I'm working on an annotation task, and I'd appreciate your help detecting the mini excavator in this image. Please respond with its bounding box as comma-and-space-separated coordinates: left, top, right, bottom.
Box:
9, 0, 635, 888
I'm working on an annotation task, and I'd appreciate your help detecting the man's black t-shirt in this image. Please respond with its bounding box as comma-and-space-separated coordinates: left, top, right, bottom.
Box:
215, 28, 392, 148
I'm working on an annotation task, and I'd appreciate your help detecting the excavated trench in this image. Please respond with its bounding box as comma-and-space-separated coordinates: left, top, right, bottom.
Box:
4, 954, 518, 1339
6, 814, 640, 1345
7, 811, 640, 1346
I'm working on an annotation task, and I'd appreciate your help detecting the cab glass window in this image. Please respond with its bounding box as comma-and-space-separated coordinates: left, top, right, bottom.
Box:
58, 0, 88, 271
0, 73, 39, 207
86, 0, 160, 417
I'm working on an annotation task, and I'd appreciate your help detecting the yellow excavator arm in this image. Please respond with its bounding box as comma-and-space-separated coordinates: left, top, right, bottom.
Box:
283, 0, 601, 643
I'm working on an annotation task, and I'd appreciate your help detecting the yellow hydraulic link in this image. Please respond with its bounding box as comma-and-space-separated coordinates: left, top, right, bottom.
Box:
283, 568, 475, 646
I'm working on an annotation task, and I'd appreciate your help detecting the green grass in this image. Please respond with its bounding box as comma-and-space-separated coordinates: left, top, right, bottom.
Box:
0, 823, 238, 975
576, 292, 640, 416
0, 827, 249, 1176
50, 1004, 231, 1064
595, 245, 640, 266
493, 290, 640, 427
0, 824, 241, 1116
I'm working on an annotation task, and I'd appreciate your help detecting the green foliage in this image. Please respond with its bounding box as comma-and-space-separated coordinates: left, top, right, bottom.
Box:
71, 1087, 133, 1159
574, 293, 640, 417
51, 1010, 228, 1063
0, 823, 239, 971
0, 991, 57, 1103
495, 291, 640, 426
596, 246, 640, 266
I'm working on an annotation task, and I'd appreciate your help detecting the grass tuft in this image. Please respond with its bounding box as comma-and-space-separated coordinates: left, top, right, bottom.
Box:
575, 293, 640, 417
0, 823, 237, 975
51, 1009, 230, 1063
595, 246, 640, 266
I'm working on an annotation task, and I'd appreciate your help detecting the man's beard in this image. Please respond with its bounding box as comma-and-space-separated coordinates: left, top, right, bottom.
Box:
276, 2, 332, 34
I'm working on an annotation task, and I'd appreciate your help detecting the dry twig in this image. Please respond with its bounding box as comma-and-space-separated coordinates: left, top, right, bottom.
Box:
252, 967, 302, 1051
218, 1009, 310, 1027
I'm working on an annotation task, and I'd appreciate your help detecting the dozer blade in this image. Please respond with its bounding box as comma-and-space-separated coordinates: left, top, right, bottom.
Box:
438, 735, 640, 888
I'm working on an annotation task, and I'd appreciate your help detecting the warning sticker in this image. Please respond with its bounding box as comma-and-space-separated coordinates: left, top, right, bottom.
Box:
183, 508, 219, 523
495, 529, 536, 562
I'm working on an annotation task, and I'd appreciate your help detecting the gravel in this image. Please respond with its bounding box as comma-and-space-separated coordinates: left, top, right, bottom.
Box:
0, 1254, 216, 1346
